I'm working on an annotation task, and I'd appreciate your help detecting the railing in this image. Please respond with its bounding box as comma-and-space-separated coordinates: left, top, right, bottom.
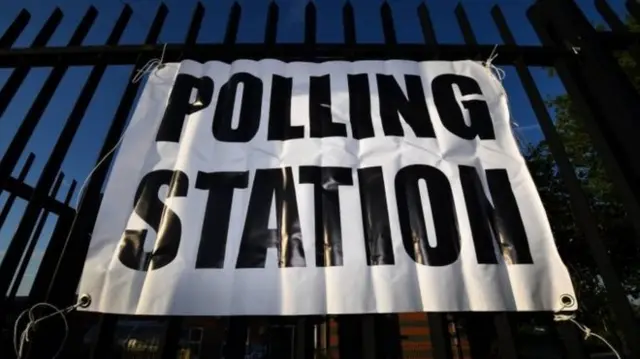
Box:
1, 0, 639, 358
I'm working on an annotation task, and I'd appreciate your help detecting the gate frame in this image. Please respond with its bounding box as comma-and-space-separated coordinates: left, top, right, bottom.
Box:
0, 0, 639, 358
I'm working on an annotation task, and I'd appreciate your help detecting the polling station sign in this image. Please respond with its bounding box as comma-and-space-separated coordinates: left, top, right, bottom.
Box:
78, 60, 576, 315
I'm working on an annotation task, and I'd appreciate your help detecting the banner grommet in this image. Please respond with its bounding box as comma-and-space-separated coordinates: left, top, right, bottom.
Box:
559, 293, 576, 309
78, 294, 92, 308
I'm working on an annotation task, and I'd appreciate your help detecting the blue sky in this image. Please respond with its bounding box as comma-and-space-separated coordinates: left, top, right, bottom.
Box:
0, 0, 632, 296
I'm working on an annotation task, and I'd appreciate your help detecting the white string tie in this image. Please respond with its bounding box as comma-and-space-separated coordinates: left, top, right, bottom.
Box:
132, 43, 168, 84
480, 44, 526, 148
13, 295, 90, 359
74, 130, 128, 209
482, 44, 506, 83
553, 312, 621, 359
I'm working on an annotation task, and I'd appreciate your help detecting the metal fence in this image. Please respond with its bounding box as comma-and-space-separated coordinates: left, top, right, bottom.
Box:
0, 0, 639, 358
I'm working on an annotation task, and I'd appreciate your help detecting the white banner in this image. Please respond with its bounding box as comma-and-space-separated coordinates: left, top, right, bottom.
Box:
78, 60, 576, 315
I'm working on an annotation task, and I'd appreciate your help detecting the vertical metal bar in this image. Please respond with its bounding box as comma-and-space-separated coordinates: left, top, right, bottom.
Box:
325, 317, 332, 356
417, 3, 439, 60
465, 314, 496, 358
184, 2, 204, 46
529, 314, 585, 359
0, 7, 95, 195
295, 317, 307, 359
427, 313, 453, 359
62, 180, 77, 206
528, 3, 640, 358
454, 3, 482, 61
595, 0, 626, 32
342, 2, 356, 45
0, 153, 34, 230
305, 1, 316, 45
361, 316, 375, 359
224, 2, 241, 45
224, 317, 248, 359
541, 0, 640, 246
265, 1, 279, 45
0, 5, 125, 310
0, 9, 31, 48
6, 172, 65, 301
160, 317, 183, 359
597, 0, 640, 63
338, 316, 363, 358
493, 313, 518, 359
417, 3, 437, 45
381, 2, 397, 45
103, 6, 132, 45
627, 0, 640, 22
374, 314, 402, 358
0, 8, 63, 118
38, 4, 167, 308
28, 206, 77, 304
454, 4, 477, 45
90, 314, 118, 359
492, 6, 590, 357
449, 315, 465, 359
555, 321, 589, 359
316, 319, 326, 356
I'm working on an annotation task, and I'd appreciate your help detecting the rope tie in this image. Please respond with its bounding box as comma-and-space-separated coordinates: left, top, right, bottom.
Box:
482, 44, 506, 83
132, 43, 168, 84
480, 44, 528, 148
13, 295, 91, 359
554, 296, 621, 359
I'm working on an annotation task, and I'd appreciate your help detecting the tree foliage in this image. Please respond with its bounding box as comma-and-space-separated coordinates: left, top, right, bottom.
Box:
522, 15, 640, 349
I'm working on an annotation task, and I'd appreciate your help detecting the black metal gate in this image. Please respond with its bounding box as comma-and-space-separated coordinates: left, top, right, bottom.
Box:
1, 0, 640, 358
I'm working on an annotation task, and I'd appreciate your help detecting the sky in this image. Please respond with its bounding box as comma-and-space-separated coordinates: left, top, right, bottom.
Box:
0, 0, 632, 296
